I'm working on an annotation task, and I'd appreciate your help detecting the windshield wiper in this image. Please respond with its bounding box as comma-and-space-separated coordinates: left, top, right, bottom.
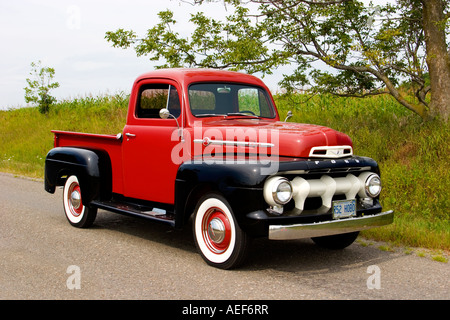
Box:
226, 113, 261, 119
194, 113, 226, 117
194, 113, 262, 118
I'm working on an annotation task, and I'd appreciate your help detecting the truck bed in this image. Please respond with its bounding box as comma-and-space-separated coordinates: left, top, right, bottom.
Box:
52, 130, 124, 194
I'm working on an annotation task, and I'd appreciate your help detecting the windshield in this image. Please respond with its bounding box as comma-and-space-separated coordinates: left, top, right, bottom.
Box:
188, 83, 276, 118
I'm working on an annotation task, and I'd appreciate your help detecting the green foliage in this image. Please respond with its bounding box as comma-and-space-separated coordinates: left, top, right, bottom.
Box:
105, 0, 450, 120
106, 8, 280, 73
24, 61, 60, 115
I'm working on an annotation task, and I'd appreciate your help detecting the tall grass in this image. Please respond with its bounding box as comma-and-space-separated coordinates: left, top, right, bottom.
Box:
1, 92, 448, 250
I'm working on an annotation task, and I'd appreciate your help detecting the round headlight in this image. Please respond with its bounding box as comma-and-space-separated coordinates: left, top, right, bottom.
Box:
365, 174, 382, 198
272, 178, 293, 205
264, 177, 293, 206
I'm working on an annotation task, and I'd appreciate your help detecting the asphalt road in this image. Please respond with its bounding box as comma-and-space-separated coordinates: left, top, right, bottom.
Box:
0, 172, 448, 301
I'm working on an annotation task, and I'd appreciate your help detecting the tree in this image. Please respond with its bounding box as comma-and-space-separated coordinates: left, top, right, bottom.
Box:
105, 0, 450, 121
24, 60, 60, 115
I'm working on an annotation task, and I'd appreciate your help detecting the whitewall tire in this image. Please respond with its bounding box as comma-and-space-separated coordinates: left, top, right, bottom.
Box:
193, 194, 250, 269
63, 175, 97, 228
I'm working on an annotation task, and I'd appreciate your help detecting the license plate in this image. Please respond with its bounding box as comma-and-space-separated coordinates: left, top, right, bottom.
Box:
332, 199, 356, 219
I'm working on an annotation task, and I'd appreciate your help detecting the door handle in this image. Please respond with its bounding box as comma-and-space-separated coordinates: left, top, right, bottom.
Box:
125, 133, 136, 138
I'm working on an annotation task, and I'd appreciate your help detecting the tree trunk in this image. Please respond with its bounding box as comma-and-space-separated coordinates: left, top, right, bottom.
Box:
422, 0, 450, 121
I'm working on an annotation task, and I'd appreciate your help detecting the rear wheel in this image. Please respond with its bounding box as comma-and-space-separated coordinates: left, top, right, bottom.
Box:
193, 194, 250, 269
63, 175, 97, 228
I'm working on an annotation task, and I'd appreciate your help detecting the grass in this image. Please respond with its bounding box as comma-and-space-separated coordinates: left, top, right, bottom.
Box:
1, 91, 449, 252
432, 255, 448, 263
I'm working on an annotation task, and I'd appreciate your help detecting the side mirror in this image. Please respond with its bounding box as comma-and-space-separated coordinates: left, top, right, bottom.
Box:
159, 108, 171, 119
284, 111, 293, 122
159, 108, 184, 142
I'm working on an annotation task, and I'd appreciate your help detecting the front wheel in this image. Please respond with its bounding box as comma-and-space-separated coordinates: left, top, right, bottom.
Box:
63, 175, 97, 228
193, 194, 250, 269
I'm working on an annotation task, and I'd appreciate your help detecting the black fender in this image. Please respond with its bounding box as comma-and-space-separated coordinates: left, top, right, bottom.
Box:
44, 147, 112, 204
174, 160, 274, 230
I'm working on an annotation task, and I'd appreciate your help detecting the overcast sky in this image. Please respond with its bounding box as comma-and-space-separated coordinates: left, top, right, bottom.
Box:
0, 0, 389, 110
0, 1, 225, 109
0, 0, 285, 109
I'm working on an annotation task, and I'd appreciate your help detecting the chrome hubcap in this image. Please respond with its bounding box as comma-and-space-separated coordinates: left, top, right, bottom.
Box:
208, 217, 226, 244
70, 190, 81, 210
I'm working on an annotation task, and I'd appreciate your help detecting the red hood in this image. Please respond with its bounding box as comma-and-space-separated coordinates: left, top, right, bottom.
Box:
191, 118, 353, 158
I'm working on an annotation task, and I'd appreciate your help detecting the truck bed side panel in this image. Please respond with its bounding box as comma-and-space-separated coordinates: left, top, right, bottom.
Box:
52, 130, 124, 195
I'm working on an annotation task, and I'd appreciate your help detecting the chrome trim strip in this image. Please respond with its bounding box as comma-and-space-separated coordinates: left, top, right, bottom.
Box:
278, 167, 372, 175
268, 210, 394, 240
194, 138, 274, 148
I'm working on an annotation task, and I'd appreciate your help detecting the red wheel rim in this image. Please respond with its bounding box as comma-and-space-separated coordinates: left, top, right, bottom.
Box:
67, 182, 83, 217
202, 207, 232, 254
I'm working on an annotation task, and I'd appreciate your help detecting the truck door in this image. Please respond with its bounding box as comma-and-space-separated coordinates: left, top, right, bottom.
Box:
122, 80, 184, 204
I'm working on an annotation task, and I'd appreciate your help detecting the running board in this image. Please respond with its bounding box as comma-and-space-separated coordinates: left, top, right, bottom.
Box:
91, 199, 175, 227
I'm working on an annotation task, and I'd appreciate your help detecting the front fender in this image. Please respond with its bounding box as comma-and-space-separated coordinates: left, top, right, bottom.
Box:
174, 160, 273, 229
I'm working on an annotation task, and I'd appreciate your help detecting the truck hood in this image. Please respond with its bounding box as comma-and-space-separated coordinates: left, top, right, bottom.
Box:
193, 118, 353, 158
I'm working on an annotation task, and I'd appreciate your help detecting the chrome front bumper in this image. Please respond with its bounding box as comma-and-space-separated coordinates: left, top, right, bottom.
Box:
268, 210, 394, 240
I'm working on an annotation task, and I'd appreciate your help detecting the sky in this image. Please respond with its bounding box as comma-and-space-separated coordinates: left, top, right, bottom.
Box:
0, 0, 285, 110
0, 0, 390, 110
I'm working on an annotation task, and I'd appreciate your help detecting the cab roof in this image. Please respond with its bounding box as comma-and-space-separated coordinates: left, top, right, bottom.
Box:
134, 68, 268, 88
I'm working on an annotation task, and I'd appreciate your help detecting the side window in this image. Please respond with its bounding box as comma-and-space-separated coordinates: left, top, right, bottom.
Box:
137, 84, 180, 119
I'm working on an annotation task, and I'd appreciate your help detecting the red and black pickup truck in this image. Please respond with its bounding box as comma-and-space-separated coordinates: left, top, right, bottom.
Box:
44, 68, 393, 269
